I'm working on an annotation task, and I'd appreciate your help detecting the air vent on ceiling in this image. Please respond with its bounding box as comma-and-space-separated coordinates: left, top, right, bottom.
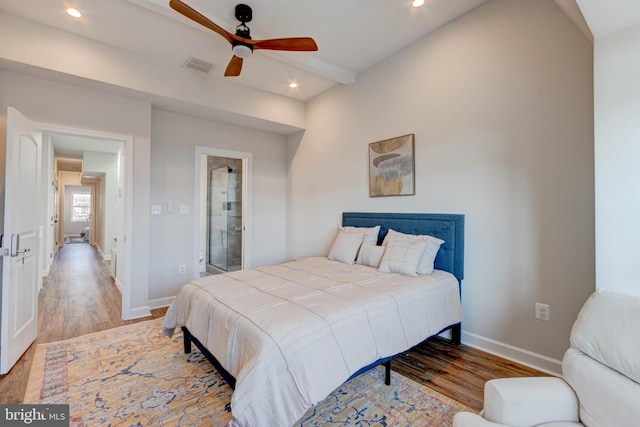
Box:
183, 56, 216, 75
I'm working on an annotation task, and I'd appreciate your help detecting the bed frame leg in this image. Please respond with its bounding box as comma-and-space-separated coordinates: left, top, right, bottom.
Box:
181, 327, 192, 354
384, 360, 391, 385
451, 323, 461, 345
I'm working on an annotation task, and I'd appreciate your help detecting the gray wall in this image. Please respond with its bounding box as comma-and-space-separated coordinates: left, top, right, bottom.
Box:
287, 0, 595, 372
148, 109, 287, 305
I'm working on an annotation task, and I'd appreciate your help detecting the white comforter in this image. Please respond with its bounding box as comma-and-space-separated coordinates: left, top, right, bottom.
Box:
162, 257, 462, 427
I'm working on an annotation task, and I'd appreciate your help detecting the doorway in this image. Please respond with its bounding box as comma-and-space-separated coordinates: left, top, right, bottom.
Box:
206, 157, 243, 273
194, 147, 252, 276
42, 126, 133, 319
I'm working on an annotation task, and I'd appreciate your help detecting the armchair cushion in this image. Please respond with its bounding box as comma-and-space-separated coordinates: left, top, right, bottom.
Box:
482, 377, 579, 427
569, 290, 640, 385
563, 347, 640, 427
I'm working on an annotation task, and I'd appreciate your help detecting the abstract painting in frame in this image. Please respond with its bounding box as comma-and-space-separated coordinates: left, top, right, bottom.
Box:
369, 134, 415, 197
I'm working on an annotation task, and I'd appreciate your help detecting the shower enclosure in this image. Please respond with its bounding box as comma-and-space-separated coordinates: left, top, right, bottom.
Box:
206, 157, 242, 273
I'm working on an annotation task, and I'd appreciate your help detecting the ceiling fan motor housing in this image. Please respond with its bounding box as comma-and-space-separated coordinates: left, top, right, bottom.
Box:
235, 4, 252, 23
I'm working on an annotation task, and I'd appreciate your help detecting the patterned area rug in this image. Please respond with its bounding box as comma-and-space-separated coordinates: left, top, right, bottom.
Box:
24, 318, 471, 426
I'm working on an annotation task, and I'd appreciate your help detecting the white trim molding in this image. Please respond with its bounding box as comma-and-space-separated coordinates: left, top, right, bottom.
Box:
127, 305, 153, 320
462, 331, 563, 376
114, 278, 123, 293
149, 296, 175, 310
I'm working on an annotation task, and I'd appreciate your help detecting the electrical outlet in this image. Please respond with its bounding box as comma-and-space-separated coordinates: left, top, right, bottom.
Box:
535, 303, 551, 321
178, 264, 186, 275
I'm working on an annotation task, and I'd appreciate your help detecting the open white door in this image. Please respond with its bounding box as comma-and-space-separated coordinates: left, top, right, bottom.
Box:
1, 107, 41, 374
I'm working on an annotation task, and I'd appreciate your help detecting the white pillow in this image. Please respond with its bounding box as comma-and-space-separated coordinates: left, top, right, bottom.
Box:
383, 229, 444, 275
340, 226, 381, 262
378, 239, 428, 277
339, 225, 380, 246
328, 232, 364, 264
355, 243, 385, 268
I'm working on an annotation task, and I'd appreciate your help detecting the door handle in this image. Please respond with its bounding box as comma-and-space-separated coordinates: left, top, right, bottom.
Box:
9, 234, 30, 257
10, 234, 18, 257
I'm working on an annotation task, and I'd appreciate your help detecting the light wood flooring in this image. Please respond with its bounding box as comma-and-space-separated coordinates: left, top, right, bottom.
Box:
0, 243, 546, 411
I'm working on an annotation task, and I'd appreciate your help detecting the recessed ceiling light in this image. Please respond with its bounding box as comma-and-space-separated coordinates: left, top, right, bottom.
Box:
66, 8, 82, 18
412, 0, 425, 7
289, 82, 298, 88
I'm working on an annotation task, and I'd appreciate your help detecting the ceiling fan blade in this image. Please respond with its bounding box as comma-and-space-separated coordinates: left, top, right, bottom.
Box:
224, 56, 244, 77
169, 0, 234, 44
251, 37, 318, 52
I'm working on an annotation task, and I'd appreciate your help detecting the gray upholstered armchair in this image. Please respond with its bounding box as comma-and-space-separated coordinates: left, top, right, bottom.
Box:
453, 290, 640, 427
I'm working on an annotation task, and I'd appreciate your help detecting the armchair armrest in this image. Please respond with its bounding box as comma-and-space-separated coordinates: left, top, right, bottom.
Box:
483, 377, 579, 426
453, 411, 510, 427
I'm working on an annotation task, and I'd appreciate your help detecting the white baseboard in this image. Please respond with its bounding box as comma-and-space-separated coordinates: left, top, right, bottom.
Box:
114, 277, 123, 293
461, 331, 562, 376
96, 244, 111, 261
123, 306, 152, 320
149, 296, 175, 310
114, 279, 151, 319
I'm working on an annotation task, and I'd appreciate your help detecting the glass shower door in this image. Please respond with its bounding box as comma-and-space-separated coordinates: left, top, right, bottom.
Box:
206, 160, 242, 273
208, 166, 228, 270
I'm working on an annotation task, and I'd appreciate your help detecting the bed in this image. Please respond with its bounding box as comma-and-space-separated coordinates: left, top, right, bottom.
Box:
163, 212, 464, 427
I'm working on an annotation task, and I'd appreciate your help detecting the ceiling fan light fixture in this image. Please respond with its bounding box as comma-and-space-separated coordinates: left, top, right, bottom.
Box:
412, 0, 425, 7
232, 43, 253, 58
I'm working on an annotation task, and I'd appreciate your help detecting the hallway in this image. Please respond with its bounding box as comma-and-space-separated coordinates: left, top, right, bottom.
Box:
0, 243, 165, 403
40, 243, 131, 342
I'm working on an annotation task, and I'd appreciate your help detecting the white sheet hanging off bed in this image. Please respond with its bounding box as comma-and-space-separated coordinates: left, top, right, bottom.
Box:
163, 256, 462, 427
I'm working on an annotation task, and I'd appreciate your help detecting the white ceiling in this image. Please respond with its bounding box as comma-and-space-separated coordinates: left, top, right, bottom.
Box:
50, 133, 122, 156
49, 133, 122, 169
575, 0, 640, 38
1, 0, 625, 156
0, 0, 489, 102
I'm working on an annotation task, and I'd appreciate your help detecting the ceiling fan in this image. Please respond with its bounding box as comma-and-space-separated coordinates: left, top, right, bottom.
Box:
169, 0, 318, 77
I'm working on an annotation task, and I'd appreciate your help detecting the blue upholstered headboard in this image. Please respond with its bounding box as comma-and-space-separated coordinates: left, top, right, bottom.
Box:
342, 212, 465, 283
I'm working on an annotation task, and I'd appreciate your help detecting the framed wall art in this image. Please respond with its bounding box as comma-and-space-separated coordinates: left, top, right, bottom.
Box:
369, 134, 415, 197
